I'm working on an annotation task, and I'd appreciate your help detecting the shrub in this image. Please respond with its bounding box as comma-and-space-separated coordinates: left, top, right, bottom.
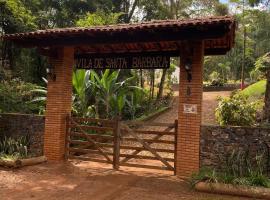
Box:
191, 148, 270, 188
190, 168, 270, 188
250, 69, 264, 82
0, 136, 30, 159
215, 93, 258, 126
208, 71, 224, 86
189, 167, 219, 187
0, 78, 43, 114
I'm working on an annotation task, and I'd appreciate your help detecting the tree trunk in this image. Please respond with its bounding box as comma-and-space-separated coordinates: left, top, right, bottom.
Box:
157, 68, 167, 100
140, 69, 144, 88
151, 70, 155, 99
264, 71, 270, 122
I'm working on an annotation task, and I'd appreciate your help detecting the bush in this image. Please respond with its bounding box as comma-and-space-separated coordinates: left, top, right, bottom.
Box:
189, 167, 219, 187
208, 71, 224, 86
0, 78, 43, 114
215, 93, 258, 126
0, 136, 30, 160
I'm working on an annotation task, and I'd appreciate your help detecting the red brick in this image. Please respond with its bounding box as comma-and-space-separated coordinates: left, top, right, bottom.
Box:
44, 47, 74, 161
176, 41, 204, 177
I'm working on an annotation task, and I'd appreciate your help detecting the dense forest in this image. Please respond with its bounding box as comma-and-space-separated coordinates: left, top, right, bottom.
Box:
0, 0, 270, 121
1, 0, 269, 84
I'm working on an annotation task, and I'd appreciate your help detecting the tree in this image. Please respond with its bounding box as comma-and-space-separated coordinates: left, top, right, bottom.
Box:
76, 11, 122, 27
255, 52, 270, 122
218, 62, 231, 83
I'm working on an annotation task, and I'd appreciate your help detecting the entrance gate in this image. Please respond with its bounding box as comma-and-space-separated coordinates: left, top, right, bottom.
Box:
66, 116, 178, 173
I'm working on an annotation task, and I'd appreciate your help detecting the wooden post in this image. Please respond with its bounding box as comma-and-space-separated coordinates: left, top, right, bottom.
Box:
113, 118, 120, 170
174, 119, 178, 175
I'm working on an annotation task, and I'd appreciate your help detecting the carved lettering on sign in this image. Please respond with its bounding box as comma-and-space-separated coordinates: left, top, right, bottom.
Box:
75, 55, 170, 69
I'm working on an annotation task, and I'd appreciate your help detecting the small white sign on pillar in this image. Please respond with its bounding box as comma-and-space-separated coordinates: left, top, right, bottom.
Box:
183, 104, 197, 114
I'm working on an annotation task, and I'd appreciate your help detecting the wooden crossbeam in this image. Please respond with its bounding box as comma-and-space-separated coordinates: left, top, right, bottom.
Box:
69, 118, 112, 163
120, 125, 174, 164
120, 123, 174, 170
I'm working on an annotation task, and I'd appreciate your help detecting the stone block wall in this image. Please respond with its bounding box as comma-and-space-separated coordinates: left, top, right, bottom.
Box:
200, 125, 270, 169
0, 113, 45, 156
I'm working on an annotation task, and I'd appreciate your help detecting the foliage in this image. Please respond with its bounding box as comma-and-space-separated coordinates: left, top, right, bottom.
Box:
208, 71, 224, 86
240, 80, 266, 100
88, 69, 144, 119
0, 78, 43, 114
189, 167, 219, 187
0, 0, 37, 32
0, 136, 29, 159
250, 68, 264, 82
190, 167, 270, 188
221, 148, 268, 178
204, 9, 270, 82
255, 52, 270, 73
72, 70, 94, 117
76, 11, 122, 27
215, 93, 258, 126
191, 147, 270, 188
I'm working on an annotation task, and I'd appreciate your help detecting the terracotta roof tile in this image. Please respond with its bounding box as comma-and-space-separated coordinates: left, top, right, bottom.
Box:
3, 16, 235, 40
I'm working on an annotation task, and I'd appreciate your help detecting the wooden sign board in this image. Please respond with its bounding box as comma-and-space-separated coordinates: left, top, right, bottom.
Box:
75, 55, 170, 69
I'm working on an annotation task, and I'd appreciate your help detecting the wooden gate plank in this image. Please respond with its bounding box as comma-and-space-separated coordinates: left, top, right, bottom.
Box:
113, 119, 120, 170
70, 118, 113, 163
120, 126, 174, 164
174, 119, 178, 175
121, 123, 174, 170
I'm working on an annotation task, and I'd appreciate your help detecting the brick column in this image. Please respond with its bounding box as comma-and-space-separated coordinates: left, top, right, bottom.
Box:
176, 41, 204, 177
44, 47, 74, 161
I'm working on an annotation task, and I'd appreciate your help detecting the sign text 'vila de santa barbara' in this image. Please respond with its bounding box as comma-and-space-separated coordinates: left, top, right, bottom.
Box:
75, 55, 170, 69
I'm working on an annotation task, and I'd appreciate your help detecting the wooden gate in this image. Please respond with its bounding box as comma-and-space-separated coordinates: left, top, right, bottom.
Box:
66, 117, 178, 173
66, 117, 119, 168
119, 121, 178, 173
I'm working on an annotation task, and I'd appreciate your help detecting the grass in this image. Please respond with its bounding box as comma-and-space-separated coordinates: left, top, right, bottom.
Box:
190, 167, 270, 189
240, 80, 266, 100
0, 153, 20, 161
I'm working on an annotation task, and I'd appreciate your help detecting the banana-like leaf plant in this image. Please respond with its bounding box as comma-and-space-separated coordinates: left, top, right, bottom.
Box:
89, 69, 143, 118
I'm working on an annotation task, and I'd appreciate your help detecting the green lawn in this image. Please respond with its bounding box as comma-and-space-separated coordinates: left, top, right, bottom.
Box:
240, 80, 266, 99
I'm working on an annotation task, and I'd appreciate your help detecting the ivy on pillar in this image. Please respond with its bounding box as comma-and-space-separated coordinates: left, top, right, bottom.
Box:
44, 47, 74, 161
176, 41, 204, 177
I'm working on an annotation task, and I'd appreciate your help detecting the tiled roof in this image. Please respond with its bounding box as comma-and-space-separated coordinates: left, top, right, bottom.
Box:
3, 16, 235, 40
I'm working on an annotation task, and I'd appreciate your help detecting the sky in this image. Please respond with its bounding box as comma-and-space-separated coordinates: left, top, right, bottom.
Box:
220, 0, 228, 3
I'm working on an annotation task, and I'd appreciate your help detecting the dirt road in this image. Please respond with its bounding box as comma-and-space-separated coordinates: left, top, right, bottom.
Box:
0, 91, 239, 200
149, 91, 231, 124
0, 162, 251, 200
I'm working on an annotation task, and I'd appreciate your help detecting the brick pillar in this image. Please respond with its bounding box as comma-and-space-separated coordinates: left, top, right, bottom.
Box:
176, 41, 204, 177
44, 47, 74, 161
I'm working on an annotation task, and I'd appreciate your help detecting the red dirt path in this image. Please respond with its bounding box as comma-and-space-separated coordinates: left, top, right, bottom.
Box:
0, 162, 252, 200
0, 91, 242, 200
149, 91, 231, 124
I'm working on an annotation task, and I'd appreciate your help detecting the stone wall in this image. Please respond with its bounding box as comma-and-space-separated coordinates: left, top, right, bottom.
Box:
0, 113, 45, 156
200, 125, 270, 169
